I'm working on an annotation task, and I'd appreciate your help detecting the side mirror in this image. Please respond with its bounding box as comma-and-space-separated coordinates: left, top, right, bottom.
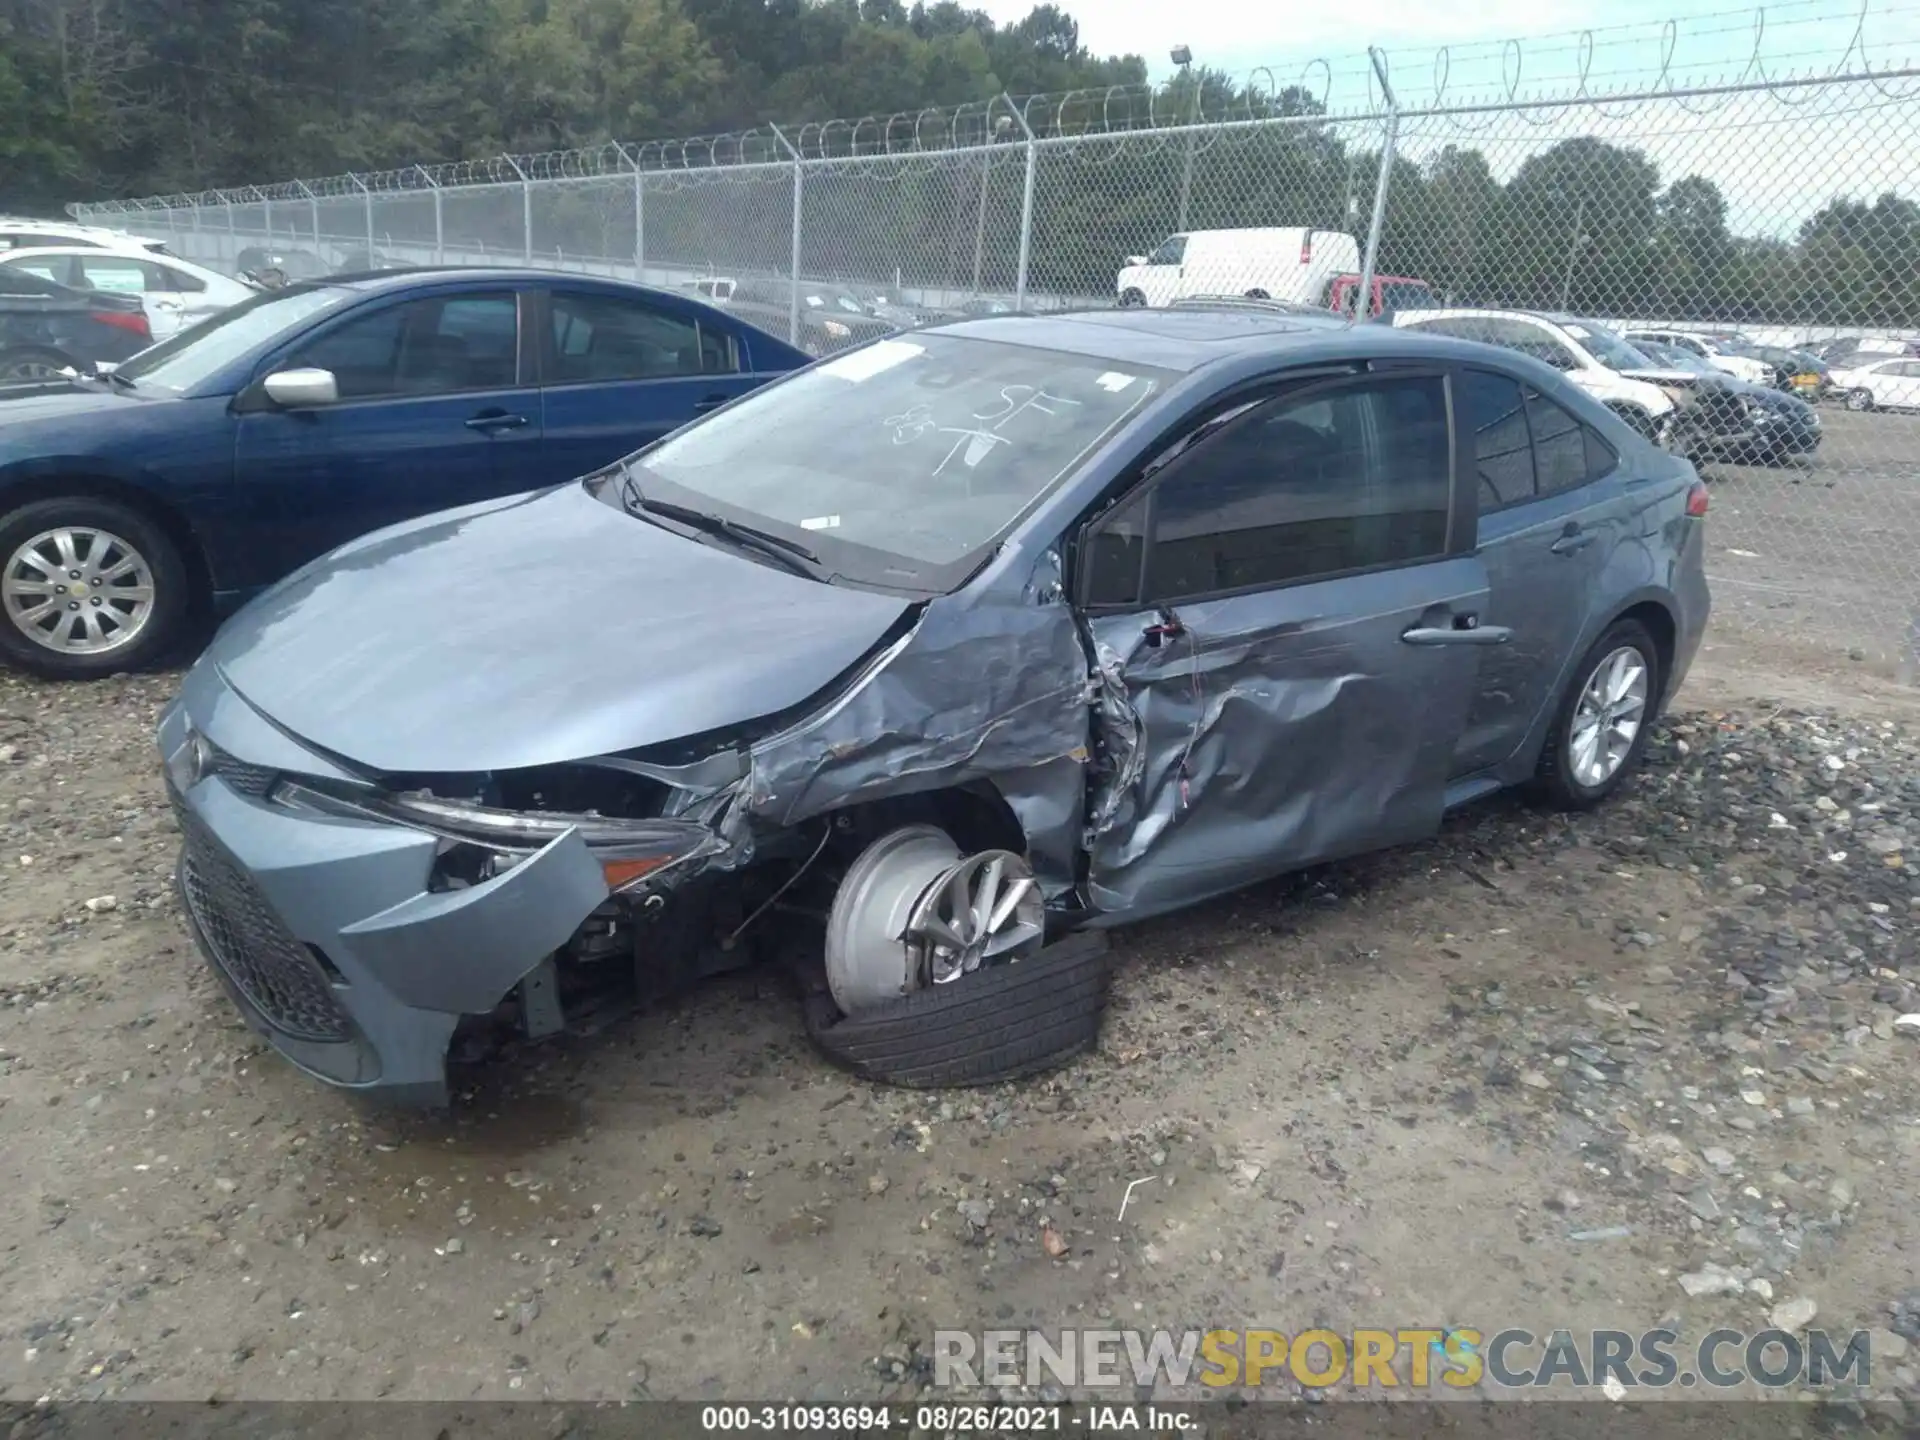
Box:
1126, 255, 1147, 267
262, 367, 339, 408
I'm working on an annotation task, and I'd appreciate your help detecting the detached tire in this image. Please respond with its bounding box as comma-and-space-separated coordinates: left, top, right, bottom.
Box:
1534, 618, 1663, 811
0, 495, 190, 679
803, 930, 1112, 1088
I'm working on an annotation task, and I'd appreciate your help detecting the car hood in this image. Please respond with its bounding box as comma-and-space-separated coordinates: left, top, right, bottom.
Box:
0, 379, 149, 430
207, 483, 916, 775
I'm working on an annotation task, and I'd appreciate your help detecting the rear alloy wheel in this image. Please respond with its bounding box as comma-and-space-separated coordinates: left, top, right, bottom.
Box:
1118, 288, 1146, 308
808, 824, 1108, 1087
0, 497, 189, 678
1244, 288, 1271, 300
0, 347, 77, 381
1534, 620, 1661, 810
1845, 388, 1874, 412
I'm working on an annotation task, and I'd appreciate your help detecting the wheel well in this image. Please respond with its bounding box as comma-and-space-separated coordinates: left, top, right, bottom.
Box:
0, 475, 212, 614
1615, 600, 1676, 690
823, 784, 1028, 858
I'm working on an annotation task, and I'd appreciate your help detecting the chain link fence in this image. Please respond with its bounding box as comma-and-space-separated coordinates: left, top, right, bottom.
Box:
68, 18, 1920, 669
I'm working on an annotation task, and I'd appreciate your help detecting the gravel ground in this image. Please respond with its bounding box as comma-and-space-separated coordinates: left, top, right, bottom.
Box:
0, 647, 1916, 1406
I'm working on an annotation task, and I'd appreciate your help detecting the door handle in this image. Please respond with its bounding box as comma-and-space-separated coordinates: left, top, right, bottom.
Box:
1402, 617, 1513, 647
1550, 526, 1595, 556
692, 393, 729, 413
465, 411, 528, 433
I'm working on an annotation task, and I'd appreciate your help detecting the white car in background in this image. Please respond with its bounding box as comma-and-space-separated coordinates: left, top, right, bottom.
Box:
1829, 354, 1920, 412
1393, 308, 1692, 441
1623, 328, 1773, 387
0, 218, 171, 255
0, 246, 254, 339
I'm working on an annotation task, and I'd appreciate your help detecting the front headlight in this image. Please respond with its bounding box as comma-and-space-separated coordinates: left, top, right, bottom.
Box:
270, 781, 719, 891
822, 319, 851, 338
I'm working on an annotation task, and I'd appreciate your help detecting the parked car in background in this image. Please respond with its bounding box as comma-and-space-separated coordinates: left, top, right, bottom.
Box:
0, 217, 172, 255
0, 269, 808, 678
717, 280, 896, 356
1324, 272, 1438, 318
1394, 309, 1750, 454
1774, 348, 1832, 399
157, 308, 1709, 1103
0, 266, 152, 381
1813, 335, 1920, 369
330, 248, 397, 274
1630, 339, 1821, 462
1830, 354, 1920, 412
1622, 328, 1774, 387
1117, 227, 1360, 309
0, 246, 256, 339
235, 247, 331, 288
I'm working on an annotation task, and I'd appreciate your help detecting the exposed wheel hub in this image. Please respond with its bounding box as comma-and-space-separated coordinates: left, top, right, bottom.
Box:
824, 825, 1046, 1015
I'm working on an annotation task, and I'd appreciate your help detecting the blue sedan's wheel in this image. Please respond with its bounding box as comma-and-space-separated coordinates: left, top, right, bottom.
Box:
0, 497, 189, 679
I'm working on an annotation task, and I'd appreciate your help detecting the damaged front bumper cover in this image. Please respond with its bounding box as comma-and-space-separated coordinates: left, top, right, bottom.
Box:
160, 678, 731, 1105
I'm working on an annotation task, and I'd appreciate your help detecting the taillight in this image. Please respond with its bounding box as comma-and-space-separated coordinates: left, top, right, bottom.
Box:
91, 309, 150, 339
1300, 232, 1313, 265
1686, 480, 1710, 517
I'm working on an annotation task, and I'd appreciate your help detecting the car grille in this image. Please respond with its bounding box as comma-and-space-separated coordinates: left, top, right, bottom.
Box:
207, 748, 276, 797
172, 799, 352, 1043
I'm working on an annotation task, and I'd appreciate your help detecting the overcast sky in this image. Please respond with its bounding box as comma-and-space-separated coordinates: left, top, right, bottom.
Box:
972, 0, 1920, 235
974, 0, 1920, 103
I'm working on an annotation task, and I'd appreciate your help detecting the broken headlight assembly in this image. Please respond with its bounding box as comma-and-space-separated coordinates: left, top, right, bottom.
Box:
268, 779, 721, 893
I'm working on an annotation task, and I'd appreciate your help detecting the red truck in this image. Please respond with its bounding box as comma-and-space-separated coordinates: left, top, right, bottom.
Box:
1325, 273, 1438, 318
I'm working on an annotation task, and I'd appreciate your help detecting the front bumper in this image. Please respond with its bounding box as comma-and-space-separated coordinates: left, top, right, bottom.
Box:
160, 669, 612, 1104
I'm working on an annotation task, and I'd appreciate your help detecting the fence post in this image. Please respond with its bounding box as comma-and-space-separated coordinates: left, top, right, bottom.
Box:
771, 124, 803, 347
502, 155, 533, 264
292, 181, 318, 253
1176, 71, 1200, 232
1005, 96, 1037, 310
414, 166, 443, 265
1353, 47, 1399, 321
348, 174, 373, 263
262, 191, 273, 243
613, 142, 645, 282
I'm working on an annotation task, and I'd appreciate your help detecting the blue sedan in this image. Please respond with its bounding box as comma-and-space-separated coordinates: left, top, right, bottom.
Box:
0, 268, 809, 677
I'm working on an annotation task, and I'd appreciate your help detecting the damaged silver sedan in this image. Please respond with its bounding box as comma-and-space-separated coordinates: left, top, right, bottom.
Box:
158, 309, 1711, 1103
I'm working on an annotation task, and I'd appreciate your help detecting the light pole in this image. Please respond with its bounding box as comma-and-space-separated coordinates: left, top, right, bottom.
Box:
1173, 45, 1196, 232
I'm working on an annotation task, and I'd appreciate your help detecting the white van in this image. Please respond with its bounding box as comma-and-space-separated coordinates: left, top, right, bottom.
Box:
1115, 227, 1360, 309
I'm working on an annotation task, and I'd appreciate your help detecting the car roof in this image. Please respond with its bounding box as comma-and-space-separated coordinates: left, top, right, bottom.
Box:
1399, 305, 1575, 328
921, 307, 1452, 373
0, 243, 201, 265
314, 266, 699, 292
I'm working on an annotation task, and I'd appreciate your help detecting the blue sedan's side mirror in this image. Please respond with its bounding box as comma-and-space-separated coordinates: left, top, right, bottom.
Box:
262, 367, 339, 408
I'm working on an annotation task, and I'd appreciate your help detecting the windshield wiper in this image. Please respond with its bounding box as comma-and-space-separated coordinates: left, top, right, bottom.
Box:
101, 369, 137, 390
619, 475, 822, 578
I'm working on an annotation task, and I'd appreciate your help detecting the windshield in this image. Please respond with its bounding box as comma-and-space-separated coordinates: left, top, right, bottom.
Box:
801, 290, 870, 315
1561, 319, 1660, 372
1380, 281, 1436, 310
116, 284, 352, 393
1640, 342, 1714, 375
606, 333, 1167, 591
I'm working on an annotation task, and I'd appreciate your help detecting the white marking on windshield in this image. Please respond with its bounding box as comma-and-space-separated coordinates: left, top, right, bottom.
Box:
821, 339, 924, 382
1096, 371, 1135, 391
800, 514, 841, 530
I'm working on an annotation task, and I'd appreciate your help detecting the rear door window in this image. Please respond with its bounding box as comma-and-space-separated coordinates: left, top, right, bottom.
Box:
1458, 369, 1535, 510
